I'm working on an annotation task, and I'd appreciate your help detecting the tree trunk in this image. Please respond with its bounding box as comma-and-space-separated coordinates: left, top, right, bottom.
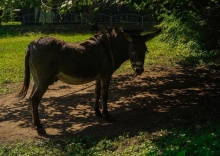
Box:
0, 9, 3, 25
36, 8, 41, 24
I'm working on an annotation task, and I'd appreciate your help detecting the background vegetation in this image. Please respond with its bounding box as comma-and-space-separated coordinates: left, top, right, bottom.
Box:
0, 25, 177, 94
1, 0, 219, 64
130, 0, 220, 65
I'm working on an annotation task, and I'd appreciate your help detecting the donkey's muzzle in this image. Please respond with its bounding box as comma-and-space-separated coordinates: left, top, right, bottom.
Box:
132, 62, 144, 75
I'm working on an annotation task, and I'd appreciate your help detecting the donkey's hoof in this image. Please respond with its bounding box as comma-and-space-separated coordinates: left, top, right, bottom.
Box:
95, 110, 103, 117
104, 115, 115, 122
102, 112, 114, 122
37, 127, 46, 135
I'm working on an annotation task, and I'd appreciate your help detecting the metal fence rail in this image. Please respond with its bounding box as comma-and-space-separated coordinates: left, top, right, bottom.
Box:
96, 14, 156, 27
21, 13, 158, 26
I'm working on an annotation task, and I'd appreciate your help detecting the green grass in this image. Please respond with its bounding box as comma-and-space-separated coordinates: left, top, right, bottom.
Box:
0, 33, 92, 93
146, 37, 179, 66
1, 21, 22, 26
0, 26, 177, 94
0, 124, 219, 156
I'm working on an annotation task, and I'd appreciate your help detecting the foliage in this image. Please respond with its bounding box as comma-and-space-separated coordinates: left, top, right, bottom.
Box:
0, 0, 40, 9
0, 0, 41, 23
130, 0, 220, 60
151, 126, 220, 156
2, 0, 219, 63
0, 0, 120, 24
0, 124, 219, 155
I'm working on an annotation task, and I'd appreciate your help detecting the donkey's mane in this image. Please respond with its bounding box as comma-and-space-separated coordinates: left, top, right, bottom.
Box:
95, 27, 123, 37
96, 27, 143, 38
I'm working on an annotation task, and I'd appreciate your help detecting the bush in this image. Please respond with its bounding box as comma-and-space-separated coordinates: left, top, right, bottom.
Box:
132, 0, 220, 65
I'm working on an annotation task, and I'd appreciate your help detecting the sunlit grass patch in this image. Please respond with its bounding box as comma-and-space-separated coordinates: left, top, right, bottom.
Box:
1, 31, 173, 93
146, 36, 180, 66
0, 33, 92, 94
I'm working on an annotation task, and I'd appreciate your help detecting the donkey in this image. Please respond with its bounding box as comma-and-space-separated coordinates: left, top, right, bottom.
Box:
18, 28, 161, 134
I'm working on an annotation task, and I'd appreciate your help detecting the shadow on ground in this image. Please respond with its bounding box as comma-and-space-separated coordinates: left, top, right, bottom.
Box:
1, 66, 220, 140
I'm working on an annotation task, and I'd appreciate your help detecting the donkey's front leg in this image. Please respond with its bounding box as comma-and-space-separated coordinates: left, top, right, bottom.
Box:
94, 80, 102, 117
100, 78, 112, 119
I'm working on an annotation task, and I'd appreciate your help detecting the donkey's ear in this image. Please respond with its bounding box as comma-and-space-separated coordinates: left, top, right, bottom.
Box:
124, 33, 133, 42
142, 29, 161, 42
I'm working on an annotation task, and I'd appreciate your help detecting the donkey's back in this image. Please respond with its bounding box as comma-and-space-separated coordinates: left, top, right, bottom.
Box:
28, 36, 107, 85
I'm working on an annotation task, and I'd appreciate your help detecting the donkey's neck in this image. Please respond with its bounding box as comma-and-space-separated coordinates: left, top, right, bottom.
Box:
113, 50, 129, 70
98, 32, 130, 72
110, 36, 130, 71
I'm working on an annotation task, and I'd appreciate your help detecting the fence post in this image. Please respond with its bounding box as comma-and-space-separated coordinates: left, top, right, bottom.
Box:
51, 13, 54, 25
44, 11, 46, 24
141, 16, 143, 27
152, 14, 154, 23
22, 16, 25, 25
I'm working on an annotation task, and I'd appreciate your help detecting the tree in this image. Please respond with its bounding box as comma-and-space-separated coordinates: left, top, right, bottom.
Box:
0, 0, 41, 24
131, 0, 220, 51
1, 0, 219, 52
0, 8, 2, 25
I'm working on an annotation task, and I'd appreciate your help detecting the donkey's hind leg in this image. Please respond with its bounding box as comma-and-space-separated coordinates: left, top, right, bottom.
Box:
29, 82, 49, 135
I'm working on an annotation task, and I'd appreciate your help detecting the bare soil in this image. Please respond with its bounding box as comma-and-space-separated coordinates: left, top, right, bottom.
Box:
0, 66, 220, 142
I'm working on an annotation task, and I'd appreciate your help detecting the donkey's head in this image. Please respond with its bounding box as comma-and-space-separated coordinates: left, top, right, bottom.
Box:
124, 29, 161, 75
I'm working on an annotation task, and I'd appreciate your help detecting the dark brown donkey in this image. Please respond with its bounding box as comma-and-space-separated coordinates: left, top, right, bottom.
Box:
18, 28, 161, 134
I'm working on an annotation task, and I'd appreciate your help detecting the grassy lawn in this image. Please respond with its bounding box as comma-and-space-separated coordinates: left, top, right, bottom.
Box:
0, 26, 176, 94
0, 32, 92, 93
0, 25, 219, 155
1, 125, 219, 155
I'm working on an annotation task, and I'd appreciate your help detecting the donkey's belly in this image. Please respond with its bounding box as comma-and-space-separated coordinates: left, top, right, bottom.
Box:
57, 72, 99, 85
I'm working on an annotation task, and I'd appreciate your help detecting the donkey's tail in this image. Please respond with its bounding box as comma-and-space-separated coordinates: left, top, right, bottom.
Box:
18, 45, 31, 99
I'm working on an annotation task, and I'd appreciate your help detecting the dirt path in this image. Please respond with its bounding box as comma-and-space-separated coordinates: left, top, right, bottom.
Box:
0, 66, 220, 142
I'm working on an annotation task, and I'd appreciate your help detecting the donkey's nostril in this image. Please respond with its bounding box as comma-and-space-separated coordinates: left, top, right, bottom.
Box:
135, 68, 144, 75
132, 62, 144, 75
